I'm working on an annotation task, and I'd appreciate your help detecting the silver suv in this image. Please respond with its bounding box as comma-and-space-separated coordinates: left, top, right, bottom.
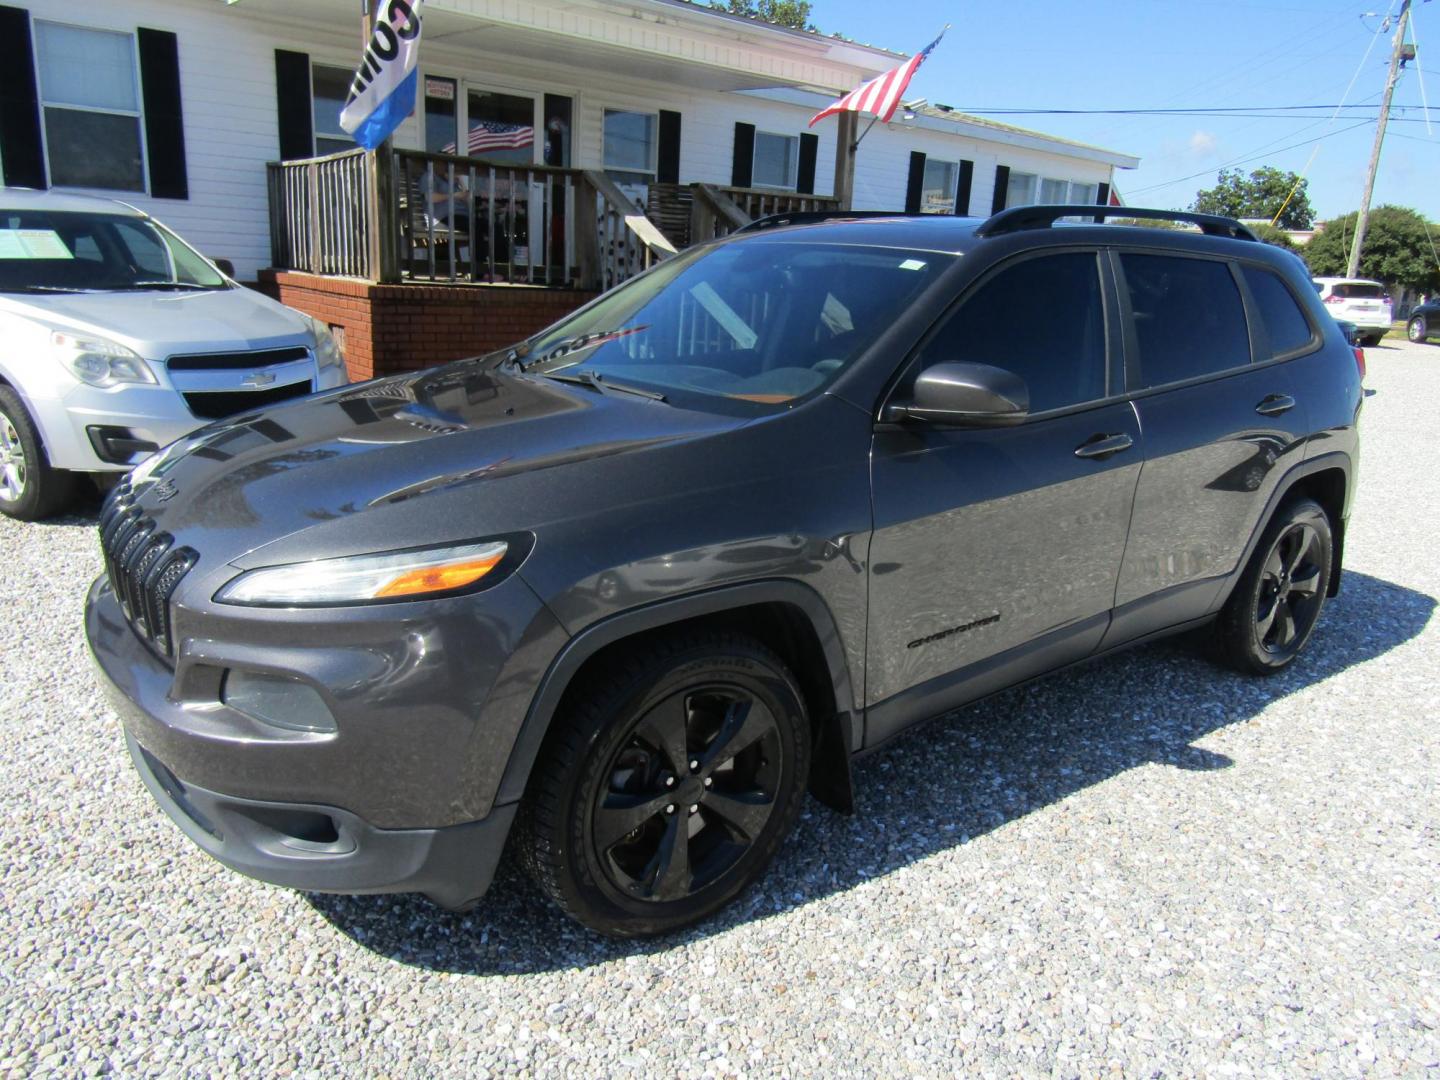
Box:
0, 189, 348, 520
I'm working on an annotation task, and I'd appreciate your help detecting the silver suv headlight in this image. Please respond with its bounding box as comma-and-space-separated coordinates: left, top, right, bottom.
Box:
52, 331, 157, 387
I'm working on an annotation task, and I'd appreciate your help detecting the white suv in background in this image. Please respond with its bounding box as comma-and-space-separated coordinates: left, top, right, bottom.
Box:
0, 189, 348, 520
1312, 277, 1393, 347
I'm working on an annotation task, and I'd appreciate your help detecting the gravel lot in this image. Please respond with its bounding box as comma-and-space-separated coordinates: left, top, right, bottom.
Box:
2, 339, 1438, 1078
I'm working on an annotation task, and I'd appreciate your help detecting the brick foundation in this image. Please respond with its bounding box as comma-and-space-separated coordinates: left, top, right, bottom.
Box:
255, 270, 598, 381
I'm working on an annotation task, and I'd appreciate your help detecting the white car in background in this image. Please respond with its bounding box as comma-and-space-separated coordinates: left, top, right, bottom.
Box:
1312, 276, 1393, 347
0, 189, 348, 520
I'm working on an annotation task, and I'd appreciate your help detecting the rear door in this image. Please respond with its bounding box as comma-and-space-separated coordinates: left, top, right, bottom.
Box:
866, 250, 1142, 743
1105, 251, 1314, 644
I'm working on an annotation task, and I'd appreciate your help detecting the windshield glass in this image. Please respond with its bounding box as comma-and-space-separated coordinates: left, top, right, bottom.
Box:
0, 209, 228, 292
524, 241, 953, 406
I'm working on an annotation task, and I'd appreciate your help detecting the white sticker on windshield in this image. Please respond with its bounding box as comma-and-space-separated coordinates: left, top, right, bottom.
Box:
899, 258, 927, 271
0, 229, 74, 260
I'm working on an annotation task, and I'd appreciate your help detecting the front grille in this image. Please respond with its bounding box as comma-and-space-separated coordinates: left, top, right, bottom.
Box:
183, 380, 312, 420
99, 482, 197, 660
167, 345, 310, 371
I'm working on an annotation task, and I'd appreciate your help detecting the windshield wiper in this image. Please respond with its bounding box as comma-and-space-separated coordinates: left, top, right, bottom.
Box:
543, 370, 667, 402
0, 284, 99, 294
125, 281, 217, 291
510, 325, 651, 372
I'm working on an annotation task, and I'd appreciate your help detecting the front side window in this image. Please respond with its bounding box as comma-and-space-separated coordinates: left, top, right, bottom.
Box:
1243, 265, 1314, 358
524, 242, 952, 408
1121, 254, 1251, 387
603, 109, 656, 181
916, 253, 1107, 413
753, 132, 798, 189
921, 159, 958, 213
311, 64, 355, 155
0, 210, 227, 293
35, 22, 144, 192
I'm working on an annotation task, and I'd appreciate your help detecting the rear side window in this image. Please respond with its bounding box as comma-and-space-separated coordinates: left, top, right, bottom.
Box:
1120, 254, 1250, 388
1242, 266, 1313, 357
918, 252, 1107, 413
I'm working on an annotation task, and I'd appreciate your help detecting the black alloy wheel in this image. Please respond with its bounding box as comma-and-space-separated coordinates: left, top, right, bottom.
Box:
518, 633, 810, 937
1409, 315, 1429, 344
1214, 497, 1333, 675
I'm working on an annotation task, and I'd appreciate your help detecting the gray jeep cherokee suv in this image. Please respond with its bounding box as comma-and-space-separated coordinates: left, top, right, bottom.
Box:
87, 206, 1362, 937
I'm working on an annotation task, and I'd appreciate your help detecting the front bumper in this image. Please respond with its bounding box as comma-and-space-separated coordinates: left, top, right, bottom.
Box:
85, 568, 560, 906
122, 730, 514, 908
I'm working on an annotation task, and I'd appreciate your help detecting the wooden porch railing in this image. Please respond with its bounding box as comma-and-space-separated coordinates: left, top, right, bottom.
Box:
266, 149, 677, 289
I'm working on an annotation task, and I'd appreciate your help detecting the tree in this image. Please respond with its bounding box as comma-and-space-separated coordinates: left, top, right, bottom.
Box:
709, 1, 815, 31
1247, 222, 1305, 263
1192, 167, 1315, 230
1304, 205, 1440, 293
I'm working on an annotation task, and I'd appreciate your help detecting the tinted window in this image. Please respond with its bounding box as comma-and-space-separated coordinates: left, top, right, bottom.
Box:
1243, 266, 1313, 357
1121, 254, 1250, 387
917, 253, 1106, 413
1332, 281, 1383, 299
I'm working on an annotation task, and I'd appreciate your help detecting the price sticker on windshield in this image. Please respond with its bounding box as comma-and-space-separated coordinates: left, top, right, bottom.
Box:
0, 229, 74, 260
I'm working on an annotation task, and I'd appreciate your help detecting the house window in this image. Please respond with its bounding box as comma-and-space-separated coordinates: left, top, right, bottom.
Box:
921, 159, 958, 213
423, 76, 457, 155
603, 109, 656, 182
1006, 171, 1037, 208
34, 22, 144, 192
311, 64, 355, 155
753, 131, 798, 189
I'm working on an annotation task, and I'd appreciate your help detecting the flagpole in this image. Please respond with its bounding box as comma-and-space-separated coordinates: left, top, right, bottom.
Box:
852, 114, 881, 151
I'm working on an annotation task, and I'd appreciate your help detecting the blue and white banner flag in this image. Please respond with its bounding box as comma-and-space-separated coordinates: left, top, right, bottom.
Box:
340, 0, 424, 151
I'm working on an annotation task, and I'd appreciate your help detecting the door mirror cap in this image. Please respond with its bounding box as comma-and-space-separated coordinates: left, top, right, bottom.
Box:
884, 362, 1030, 427
211, 257, 236, 279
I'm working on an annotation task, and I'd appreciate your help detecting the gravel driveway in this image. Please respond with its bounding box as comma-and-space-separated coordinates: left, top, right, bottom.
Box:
2, 339, 1438, 1078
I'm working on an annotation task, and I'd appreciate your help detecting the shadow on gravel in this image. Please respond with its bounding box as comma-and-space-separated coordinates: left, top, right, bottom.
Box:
308, 569, 1434, 974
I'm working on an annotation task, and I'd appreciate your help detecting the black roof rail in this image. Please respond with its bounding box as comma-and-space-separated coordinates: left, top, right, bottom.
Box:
976, 204, 1258, 241
734, 209, 916, 233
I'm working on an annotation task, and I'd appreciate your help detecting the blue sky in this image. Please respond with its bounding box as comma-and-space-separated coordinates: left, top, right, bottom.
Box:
812, 0, 1439, 222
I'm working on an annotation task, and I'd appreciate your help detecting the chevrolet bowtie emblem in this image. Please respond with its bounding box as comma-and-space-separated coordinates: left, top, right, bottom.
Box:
152, 479, 179, 502
242, 371, 277, 388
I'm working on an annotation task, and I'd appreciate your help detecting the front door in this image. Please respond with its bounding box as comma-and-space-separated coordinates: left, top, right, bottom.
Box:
866, 251, 1141, 745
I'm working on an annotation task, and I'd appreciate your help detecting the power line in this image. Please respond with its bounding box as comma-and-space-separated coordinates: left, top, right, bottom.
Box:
1125, 120, 1374, 196
961, 104, 1429, 115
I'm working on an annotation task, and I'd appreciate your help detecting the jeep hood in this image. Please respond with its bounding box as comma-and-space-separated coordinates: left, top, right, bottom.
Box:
128, 360, 748, 568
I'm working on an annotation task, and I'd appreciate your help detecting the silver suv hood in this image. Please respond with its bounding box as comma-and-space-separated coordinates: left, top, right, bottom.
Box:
4, 287, 312, 357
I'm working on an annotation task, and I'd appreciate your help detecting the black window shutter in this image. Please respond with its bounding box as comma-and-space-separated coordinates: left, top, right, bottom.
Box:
731, 122, 755, 188
904, 151, 926, 214
657, 110, 681, 184
991, 165, 1011, 214
138, 29, 187, 199
796, 132, 818, 195
954, 159, 974, 216
0, 5, 45, 189
274, 49, 314, 160
1096, 182, 1111, 206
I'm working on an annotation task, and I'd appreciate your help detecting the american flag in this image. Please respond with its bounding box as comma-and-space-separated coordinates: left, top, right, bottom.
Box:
442, 121, 535, 155
809, 31, 945, 128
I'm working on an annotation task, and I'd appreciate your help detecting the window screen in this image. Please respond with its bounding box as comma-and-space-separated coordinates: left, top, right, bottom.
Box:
35, 23, 144, 191
1242, 266, 1313, 358
1120, 254, 1251, 387
918, 253, 1107, 413
753, 132, 798, 189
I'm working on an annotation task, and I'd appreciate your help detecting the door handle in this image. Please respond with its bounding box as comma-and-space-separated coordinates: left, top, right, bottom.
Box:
1074, 432, 1135, 460
1255, 393, 1296, 417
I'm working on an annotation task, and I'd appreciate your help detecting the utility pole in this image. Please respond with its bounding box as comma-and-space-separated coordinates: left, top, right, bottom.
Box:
1348, 0, 1414, 278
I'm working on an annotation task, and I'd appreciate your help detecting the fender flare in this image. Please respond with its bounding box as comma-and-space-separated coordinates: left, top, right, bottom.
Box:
493, 579, 861, 812
1217, 449, 1353, 607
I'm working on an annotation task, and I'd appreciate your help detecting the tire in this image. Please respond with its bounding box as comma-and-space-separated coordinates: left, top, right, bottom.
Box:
517, 632, 811, 937
1213, 497, 1333, 676
1360, 331, 1384, 348
0, 386, 77, 522
1409, 316, 1429, 344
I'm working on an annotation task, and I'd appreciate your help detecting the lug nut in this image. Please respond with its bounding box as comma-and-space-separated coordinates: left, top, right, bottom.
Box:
689, 759, 699, 770
688, 804, 698, 814
703, 777, 713, 788
665, 777, 675, 787
665, 804, 676, 814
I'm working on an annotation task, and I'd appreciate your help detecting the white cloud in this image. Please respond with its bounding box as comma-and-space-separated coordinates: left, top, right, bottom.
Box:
1188, 130, 1219, 158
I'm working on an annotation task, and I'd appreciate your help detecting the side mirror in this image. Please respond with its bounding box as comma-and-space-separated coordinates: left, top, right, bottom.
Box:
211, 258, 236, 279
883, 362, 1030, 427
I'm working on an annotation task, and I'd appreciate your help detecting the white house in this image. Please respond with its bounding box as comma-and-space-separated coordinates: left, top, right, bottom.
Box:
0, 0, 1138, 376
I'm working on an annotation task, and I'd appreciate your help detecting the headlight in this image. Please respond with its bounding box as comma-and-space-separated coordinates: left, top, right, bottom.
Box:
301, 313, 345, 371
216, 540, 510, 606
52, 332, 157, 387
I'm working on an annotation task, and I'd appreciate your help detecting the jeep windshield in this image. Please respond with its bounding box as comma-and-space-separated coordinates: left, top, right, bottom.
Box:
0, 210, 228, 293
522, 241, 953, 407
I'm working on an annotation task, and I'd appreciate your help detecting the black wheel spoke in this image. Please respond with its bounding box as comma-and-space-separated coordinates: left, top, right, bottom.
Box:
1284, 528, 1311, 575
1275, 600, 1298, 646
700, 698, 775, 772
648, 814, 691, 901
1256, 592, 1280, 641
634, 695, 691, 775
594, 791, 673, 851
701, 788, 773, 841
1288, 565, 1322, 598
